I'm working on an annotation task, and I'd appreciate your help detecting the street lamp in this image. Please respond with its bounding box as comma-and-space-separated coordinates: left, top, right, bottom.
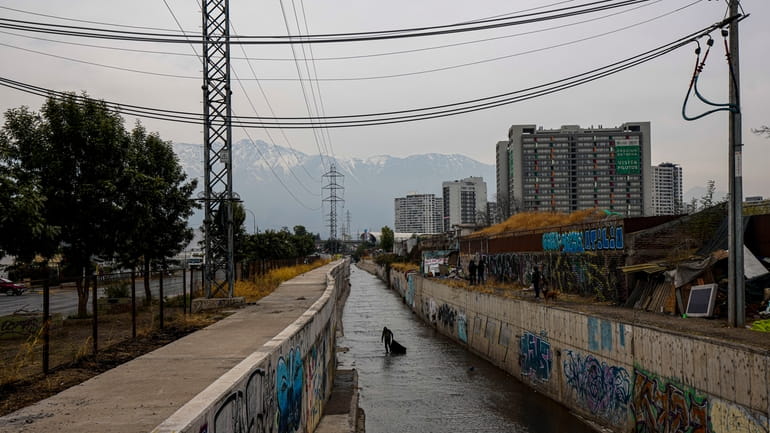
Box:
244, 208, 257, 234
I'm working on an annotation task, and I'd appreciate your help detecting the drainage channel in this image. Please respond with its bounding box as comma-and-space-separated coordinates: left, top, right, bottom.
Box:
338, 266, 596, 433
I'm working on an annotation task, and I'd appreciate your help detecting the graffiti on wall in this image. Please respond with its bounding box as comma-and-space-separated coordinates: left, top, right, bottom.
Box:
542, 226, 624, 253
710, 399, 769, 433
213, 365, 275, 433
423, 298, 438, 324
519, 331, 552, 381
563, 350, 631, 425
437, 303, 457, 328
277, 347, 304, 433
485, 252, 624, 301
457, 313, 468, 343
631, 367, 709, 433
406, 273, 416, 308
587, 317, 614, 352
304, 327, 330, 432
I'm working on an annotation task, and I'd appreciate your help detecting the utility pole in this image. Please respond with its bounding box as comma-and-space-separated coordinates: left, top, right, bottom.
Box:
322, 164, 344, 252
201, 0, 235, 298
727, 0, 744, 327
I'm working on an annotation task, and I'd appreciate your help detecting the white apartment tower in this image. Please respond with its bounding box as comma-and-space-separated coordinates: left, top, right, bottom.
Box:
652, 162, 683, 215
394, 193, 444, 234
498, 122, 652, 217
442, 177, 488, 231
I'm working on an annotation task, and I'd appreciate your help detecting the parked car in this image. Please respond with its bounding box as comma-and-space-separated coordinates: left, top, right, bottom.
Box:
0, 278, 26, 296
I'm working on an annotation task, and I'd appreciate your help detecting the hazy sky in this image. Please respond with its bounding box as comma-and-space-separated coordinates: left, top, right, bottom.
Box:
1, 0, 768, 203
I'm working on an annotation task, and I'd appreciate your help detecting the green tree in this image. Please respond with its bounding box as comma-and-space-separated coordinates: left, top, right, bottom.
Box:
292, 225, 316, 257
118, 124, 197, 303
0, 107, 60, 262
25, 94, 129, 317
380, 226, 394, 252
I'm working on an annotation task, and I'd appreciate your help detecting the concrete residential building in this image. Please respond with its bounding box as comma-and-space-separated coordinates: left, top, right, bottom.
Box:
442, 177, 488, 231
498, 122, 652, 217
394, 193, 443, 234
496, 140, 511, 219
651, 162, 683, 215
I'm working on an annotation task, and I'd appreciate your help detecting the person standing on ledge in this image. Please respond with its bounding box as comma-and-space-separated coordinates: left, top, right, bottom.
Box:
468, 259, 477, 285
532, 264, 542, 299
381, 326, 394, 353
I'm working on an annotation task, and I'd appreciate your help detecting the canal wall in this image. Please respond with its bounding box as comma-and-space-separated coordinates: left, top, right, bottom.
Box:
371, 262, 769, 433
154, 259, 351, 433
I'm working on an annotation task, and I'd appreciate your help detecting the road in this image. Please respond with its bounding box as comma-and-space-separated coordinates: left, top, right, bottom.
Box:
0, 273, 191, 317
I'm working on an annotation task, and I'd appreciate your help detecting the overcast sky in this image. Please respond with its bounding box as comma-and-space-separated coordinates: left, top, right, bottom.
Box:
1, 0, 768, 203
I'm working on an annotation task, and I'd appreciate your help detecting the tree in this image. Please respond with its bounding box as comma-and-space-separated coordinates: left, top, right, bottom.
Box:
292, 225, 316, 257
0, 107, 60, 262
2, 95, 130, 317
118, 124, 197, 304
380, 226, 394, 252
700, 179, 716, 209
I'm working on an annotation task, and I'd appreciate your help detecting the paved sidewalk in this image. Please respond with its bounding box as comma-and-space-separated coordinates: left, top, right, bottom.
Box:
0, 262, 338, 433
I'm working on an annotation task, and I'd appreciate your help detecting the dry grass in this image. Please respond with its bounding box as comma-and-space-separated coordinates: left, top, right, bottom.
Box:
234, 259, 331, 303
391, 262, 419, 273
469, 208, 607, 238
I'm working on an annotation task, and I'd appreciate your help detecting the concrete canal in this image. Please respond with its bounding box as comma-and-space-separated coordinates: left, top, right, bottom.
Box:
339, 265, 596, 433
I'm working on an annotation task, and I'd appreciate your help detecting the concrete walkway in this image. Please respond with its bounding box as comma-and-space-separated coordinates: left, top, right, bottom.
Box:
0, 262, 338, 433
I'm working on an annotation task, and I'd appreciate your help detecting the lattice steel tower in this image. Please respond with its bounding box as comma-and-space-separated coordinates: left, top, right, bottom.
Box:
201, 0, 234, 297
322, 164, 344, 247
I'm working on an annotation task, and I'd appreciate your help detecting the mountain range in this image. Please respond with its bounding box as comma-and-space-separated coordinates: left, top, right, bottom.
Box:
173, 139, 495, 236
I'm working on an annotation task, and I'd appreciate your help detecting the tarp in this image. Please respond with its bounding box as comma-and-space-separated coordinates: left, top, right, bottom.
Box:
671, 247, 768, 288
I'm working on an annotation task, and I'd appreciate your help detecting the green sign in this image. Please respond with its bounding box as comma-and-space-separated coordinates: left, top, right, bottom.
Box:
616, 145, 640, 175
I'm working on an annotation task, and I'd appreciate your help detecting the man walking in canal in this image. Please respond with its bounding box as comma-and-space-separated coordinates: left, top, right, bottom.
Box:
381, 326, 394, 353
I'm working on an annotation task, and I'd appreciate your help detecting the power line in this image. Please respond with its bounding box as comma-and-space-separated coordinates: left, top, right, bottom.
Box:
0, 0, 656, 45
0, 15, 740, 129
0, 0, 699, 84
0, 0, 626, 40
279, 0, 330, 171
295, 0, 336, 160
0, 0, 661, 63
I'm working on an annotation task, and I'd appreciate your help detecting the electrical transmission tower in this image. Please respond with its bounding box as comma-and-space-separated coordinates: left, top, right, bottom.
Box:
322, 164, 344, 251
344, 210, 352, 241
201, 0, 235, 298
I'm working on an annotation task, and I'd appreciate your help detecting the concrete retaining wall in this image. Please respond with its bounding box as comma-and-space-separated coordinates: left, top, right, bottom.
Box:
379, 263, 770, 433
153, 259, 350, 433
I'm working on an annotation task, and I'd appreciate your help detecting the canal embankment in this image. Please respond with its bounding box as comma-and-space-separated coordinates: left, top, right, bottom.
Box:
359, 260, 770, 433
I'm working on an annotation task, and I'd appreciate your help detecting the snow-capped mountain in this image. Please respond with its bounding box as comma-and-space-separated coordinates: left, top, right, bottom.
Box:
173, 139, 495, 236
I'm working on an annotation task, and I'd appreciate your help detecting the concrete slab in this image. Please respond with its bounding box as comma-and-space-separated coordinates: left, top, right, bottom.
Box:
0, 262, 338, 433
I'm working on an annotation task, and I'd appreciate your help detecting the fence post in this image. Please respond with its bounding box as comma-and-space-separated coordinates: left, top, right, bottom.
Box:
159, 267, 164, 330
189, 267, 195, 315
131, 269, 137, 339
182, 264, 187, 316
43, 278, 50, 374
92, 274, 98, 356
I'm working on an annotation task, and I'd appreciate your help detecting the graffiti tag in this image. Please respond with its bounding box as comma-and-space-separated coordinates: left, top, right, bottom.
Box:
563, 351, 631, 425
519, 332, 552, 381
632, 368, 709, 433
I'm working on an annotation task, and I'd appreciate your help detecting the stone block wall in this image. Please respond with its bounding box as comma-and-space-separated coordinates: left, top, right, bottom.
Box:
382, 265, 769, 433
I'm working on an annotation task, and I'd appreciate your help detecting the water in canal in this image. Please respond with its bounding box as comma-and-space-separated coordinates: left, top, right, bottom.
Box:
339, 266, 596, 433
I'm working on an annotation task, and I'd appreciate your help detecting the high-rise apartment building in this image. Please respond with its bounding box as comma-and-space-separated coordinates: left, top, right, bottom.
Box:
651, 162, 683, 215
497, 122, 652, 217
442, 177, 488, 231
394, 193, 444, 234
